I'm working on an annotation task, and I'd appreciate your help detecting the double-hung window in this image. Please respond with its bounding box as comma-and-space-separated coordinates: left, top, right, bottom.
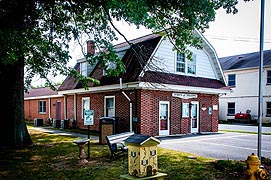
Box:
228, 74, 236, 86
80, 62, 87, 77
105, 96, 115, 117
227, 102, 235, 115
176, 53, 185, 73
176, 53, 196, 74
39, 100, 46, 114
267, 70, 271, 85
188, 54, 197, 75
267, 102, 271, 117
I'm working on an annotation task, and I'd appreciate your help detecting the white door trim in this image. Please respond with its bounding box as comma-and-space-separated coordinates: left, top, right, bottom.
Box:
191, 101, 199, 133
159, 101, 170, 136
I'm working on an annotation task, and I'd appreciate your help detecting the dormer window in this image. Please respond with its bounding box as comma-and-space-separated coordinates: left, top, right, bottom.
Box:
176, 53, 185, 73
80, 61, 87, 77
188, 54, 196, 75
176, 53, 197, 75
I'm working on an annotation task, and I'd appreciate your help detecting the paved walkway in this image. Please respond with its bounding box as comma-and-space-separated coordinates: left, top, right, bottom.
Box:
31, 126, 99, 140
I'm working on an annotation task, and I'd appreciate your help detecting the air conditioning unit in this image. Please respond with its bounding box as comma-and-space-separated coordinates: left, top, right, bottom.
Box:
34, 118, 43, 127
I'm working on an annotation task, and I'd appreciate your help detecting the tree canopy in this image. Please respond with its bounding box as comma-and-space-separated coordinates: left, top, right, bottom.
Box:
1, 0, 250, 88
0, 0, 250, 147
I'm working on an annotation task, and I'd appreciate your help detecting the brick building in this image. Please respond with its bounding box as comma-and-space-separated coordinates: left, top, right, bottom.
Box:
24, 86, 64, 124
56, 31, 230, 136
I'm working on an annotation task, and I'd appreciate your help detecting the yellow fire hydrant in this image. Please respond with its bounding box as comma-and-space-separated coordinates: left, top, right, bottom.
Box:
244, 153, 266, 180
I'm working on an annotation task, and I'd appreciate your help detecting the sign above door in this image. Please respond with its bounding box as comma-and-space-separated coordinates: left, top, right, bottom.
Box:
172, 93, 198, 99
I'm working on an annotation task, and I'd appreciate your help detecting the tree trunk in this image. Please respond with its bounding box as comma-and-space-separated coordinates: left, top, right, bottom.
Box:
0, 0, 33, 149
0, 56, 33, 148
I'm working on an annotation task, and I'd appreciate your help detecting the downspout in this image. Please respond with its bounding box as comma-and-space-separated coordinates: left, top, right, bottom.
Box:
63, 95, 67, 119
74, 93, 77, 121
120, 78, 133, 132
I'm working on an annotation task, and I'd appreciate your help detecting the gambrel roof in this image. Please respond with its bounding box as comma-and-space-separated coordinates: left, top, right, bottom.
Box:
219, 49, 271, 71
58, 32, 228, 94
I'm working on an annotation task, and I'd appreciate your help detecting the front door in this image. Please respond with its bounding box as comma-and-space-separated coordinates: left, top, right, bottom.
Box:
159, 101, 170, 136
190, 101, 199, 133
56, 102, 61, 120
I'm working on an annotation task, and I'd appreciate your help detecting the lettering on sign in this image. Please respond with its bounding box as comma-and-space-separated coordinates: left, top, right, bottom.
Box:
172, 93, 197, 99
84, 109, 94, 126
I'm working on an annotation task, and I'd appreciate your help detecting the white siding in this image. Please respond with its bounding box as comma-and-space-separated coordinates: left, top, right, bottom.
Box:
219, 97, 259, 121
192, 47, 217, 79
151, 38, 217, 80
219, 67, 271, 122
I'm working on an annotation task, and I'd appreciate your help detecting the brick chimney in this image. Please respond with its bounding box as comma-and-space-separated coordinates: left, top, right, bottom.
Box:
86, 40, 95, 54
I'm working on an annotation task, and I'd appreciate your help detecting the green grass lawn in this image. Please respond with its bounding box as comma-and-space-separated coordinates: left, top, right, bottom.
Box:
0, 126, 265, 180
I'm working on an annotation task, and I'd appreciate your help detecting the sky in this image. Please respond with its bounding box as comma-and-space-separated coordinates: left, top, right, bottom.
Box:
69, 0, 271, 61
32, 0, 271, 86
203, 0, 271, 58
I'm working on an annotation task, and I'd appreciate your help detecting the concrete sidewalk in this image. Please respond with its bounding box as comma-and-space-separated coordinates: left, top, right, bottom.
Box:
30, 126, 99, 140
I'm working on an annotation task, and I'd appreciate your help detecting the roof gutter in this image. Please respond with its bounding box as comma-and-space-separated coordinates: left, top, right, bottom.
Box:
139, 82, 232, 95
24, 94, 63, 100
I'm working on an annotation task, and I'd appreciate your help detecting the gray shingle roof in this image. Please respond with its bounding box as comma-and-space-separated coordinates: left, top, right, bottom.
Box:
24, 86, 60, 98
219, 50, 271, 71
141, 71, 226, 89
124, 134, 160, 146
58, 34, 162, 91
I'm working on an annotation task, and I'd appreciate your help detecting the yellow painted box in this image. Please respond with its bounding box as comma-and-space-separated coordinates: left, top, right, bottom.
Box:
124, 134, 160, 178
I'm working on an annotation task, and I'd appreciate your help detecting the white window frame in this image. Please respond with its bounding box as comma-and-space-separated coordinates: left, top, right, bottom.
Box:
227, 102, 235, 115
182, 103, 189, 118
38, 100, 46, 114
188, 54, 197, 75
82, 97, 90, 118
104, 96, 115, 117
176, 53, 186, 73
175, 53, 197, 75
80, 61, 87, 77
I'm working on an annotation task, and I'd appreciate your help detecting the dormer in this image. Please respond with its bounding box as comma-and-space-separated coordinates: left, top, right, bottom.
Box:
77, 40, 96, 77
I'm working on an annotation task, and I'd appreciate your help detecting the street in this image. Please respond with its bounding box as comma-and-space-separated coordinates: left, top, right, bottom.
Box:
158, 124, 271, 161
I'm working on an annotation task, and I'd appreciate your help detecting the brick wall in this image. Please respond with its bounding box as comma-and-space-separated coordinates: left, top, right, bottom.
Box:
66, 95, 75, 120
62, 89, 219, 136
138, 90, 219, 136
212, 95, 219, 132
24, 97, 64, 124
72, 90, 134, 132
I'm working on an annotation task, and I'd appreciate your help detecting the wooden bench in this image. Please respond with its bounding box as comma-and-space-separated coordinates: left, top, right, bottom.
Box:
105, 131, 134, 159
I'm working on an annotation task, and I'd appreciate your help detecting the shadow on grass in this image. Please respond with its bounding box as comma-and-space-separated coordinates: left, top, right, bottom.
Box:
0, 129, 128, 180
0, 128, 259, 180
